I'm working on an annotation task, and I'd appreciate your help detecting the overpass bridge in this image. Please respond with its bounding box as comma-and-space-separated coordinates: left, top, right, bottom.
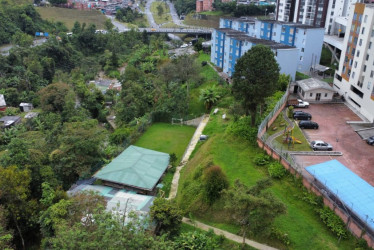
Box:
122, 27, 213, 35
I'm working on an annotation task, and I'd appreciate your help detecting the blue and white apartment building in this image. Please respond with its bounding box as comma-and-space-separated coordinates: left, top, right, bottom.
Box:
211, 17, 325, 79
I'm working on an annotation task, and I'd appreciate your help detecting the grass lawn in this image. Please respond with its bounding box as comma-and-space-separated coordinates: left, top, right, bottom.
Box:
177, 112, 357, 249
296, 71, 311, 81
150, 2, 172, 25
183, 13, 220, 28
161, 23, 181, 28
36, 7, 107, 30
180, 223, 256, 250
134, 123, 195, 196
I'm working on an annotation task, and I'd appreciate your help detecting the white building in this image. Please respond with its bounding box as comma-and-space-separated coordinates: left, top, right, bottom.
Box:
296, 78, 336, 101
333, 3, 374, 122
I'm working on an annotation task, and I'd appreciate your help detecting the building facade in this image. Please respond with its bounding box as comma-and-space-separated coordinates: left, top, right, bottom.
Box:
217, 17, 325, 73
333, 3, 374, 122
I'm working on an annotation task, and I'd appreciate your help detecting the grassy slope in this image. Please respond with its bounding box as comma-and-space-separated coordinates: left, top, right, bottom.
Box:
134, 123, 195, 196
177, 113, 357, 249
150, 2, 172, 25
36, 7, 107, 30
183, 13, 220, 28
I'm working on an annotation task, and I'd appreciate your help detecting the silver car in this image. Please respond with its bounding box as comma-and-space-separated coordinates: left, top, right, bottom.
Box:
311, 140, 333, 151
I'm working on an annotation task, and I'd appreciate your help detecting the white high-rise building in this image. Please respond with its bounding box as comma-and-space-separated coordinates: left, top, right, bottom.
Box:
333, 3, 374, 122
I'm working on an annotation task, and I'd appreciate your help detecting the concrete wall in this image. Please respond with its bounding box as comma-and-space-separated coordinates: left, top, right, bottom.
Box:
300, 89, 335, 101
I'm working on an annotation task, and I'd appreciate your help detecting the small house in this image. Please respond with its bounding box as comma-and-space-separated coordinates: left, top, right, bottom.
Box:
0, 116, 21, 129
0, 95, 6, 111
296, 78, 335, 102
19, 103, 33, 112
94, 145, 170, 195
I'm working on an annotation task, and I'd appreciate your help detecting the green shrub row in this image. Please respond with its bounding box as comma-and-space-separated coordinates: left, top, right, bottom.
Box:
317, 207, 348, 239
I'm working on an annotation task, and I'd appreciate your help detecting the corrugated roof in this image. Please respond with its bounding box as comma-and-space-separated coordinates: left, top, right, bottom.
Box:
94, 145, 170, 191
297, 78, 335, 92
306, 160, 374, 232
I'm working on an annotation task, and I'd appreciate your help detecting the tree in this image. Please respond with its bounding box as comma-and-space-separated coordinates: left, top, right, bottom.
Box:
0, 206, 13, 250
203, 165, 229, 204
38, 83, 72, 112
157, 4, 164, 16
104, 19, 114, 31
11, 32, 33, 48
223, 179, 286, 245
277, 73, 291, 91
150, 197, 183, 237
200, 86, 220, 111
232, 45, 280, 126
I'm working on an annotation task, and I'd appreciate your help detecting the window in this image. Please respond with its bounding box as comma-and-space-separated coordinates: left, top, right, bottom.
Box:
349, 59, 353, 66
324, 93, 328, 97
273, 32, 276, 36
354, 37, 358, 45
281, 34, 285, 41
290, 28, 294, 35
362, 27, 365, 35
364, 65, 367, 72
310, 93, 313, 97
261, 31, 264, 36
359, 14, 362, 22
356, 26, 360, 34
351, 48, 355, 56
354, 61, 357, 68
261, 23, 265, 28
371, 71, 374, 78
357, 50, 360, 57
349, 35, 353, 43
366, 54, 370, 61
364, 15, 368, 23
369, 42, 372, 49
359, 39, 362, 46
352, 72, 355, 78
353, 13, 357, 20
288, 37, 293, 43
282, 26, 286, 32
300, 56, 303, 61
301, 48, 304, 52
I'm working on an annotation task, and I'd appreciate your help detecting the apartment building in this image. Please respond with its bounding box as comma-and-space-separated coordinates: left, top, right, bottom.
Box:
333, 3, 374, 122
211, 28, 299, 78
218, 17, 325, 73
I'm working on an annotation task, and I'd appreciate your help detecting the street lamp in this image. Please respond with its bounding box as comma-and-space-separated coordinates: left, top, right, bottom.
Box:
265, 8, 268, 17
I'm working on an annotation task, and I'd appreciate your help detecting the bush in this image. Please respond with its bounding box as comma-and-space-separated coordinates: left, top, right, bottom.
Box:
317, 206, 347, 239
226, 116, 257, 144
109, 126, 132, 145
288, 106, 294, 118
271, 227, 292, 246
174, 231, 219, 249
203, 165, 229, 204
253, 154, 271, 166
268, 162, 286, 179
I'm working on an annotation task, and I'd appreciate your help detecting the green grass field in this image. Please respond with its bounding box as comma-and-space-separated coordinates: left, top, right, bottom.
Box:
36, 7, 107, 30
183, 13, 220, 28
134, 123, 195, 196
177, 113, 357, 249
150, 2, 172, 25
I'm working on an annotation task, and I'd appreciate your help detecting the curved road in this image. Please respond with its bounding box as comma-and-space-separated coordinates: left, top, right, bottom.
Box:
145, 0, 158, 28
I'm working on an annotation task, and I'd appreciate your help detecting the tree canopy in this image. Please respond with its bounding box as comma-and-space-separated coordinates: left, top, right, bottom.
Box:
232, 45, 280, 126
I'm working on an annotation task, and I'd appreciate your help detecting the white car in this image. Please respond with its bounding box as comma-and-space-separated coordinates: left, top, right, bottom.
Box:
296, 99, 309, 108
180, 43, 188, 48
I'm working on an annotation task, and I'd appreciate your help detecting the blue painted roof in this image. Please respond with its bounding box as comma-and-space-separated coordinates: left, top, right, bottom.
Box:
306, 160, 374, 231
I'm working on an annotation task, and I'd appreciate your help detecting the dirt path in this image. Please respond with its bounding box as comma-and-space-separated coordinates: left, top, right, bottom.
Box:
182, 218, 278, 250
168, 115, 210, 199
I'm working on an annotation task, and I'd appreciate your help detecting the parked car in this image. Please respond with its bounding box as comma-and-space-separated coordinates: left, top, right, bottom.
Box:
299, 121, 319, 129
296, 99, 310, 108
311, 140, 333, 151
180, 43, 188, 48
293, 111, 312, 120
366, 136, 374, 145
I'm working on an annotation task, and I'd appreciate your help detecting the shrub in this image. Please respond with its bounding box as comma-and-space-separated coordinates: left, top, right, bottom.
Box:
169, 153, 177, 167
109, 126, 132, 145
288, 106, 294, 118
174, 231, 219, 249
271, 227, 292, 246
226, 116, 257, 144
203, 165, 229, 204
268, 162, 286, 179
253, 154, 271, 166
317, 206, 347, 239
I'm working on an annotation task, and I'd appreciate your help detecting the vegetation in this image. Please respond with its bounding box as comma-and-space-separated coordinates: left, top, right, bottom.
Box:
183, 13, 220, 28
115, 7, 148, 28
232, 45, 280, 126
151, 2, 172, 25
213, 2, 275, 17
177, 113, 358, 249
37, 7, 106, 30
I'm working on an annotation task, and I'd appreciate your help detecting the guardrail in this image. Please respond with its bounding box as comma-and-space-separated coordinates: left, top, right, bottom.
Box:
122, 28, 213, 34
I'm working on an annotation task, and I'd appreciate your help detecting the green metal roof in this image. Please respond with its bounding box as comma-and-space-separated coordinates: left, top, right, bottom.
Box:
94, 145, 170, 191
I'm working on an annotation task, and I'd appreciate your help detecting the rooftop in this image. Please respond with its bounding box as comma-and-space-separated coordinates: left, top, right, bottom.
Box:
220, 17, 323, 29
94, 145, 170, 191
306, 160, 374, 232
0, 116, 21, 127
297, 78, 335, 92
216, 28, 295, 49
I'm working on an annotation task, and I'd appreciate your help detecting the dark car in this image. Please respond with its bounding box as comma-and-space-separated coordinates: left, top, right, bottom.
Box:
293, 111, 312, 120
367, 136, 374, 145
299, 121, 319, 129
311, 140, 333, 151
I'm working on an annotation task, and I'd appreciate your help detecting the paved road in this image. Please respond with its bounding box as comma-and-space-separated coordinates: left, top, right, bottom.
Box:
106, 15, 128, 31
0, 38, 47, 56
145, 0, 158, 28
182, 218, 278, 250
166, 0, 186, 26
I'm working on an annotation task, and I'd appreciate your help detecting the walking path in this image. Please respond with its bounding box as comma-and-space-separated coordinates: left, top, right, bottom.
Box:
265, 109, 294, 146
182, 218, 278, 250
168, 115, 210, 199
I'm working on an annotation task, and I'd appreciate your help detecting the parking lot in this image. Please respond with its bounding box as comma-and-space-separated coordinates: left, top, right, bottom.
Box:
293, 103, 374, 186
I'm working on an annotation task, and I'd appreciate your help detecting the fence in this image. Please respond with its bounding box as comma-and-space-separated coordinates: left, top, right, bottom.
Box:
256, 92, 374, 248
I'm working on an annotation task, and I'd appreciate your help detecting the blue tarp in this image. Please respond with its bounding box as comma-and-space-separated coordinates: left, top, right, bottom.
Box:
306, 160, 374, 231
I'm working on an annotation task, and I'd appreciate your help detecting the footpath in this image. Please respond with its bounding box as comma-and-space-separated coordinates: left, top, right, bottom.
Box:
168, 115, 210, 199
182, 218, 278, 250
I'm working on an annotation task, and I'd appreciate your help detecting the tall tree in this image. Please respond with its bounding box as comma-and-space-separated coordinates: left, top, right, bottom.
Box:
232, 45, 280, 126
200, 86, 220, 111
223, 179, 286, 245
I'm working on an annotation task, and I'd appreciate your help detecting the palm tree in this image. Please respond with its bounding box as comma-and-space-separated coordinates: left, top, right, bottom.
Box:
199, 86, 220, 111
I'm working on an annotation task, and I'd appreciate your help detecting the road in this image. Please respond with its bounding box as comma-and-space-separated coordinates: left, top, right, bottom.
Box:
0, 38, 47, 56
106, 15, 128, 32
145, 0, 158, 28
166, 0, 186, 26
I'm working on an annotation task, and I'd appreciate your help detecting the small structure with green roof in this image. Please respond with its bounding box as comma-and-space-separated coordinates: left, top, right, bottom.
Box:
94, 145, 170, 195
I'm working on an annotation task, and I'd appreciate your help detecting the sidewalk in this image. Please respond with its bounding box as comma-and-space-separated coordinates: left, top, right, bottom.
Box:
182, 218, 278, 250
168, 115, 210, 199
